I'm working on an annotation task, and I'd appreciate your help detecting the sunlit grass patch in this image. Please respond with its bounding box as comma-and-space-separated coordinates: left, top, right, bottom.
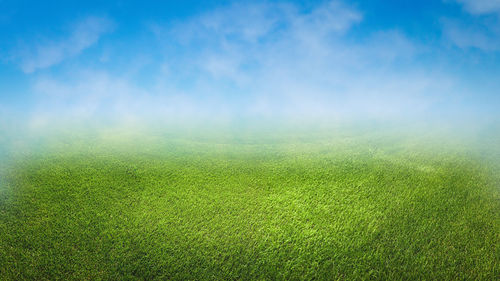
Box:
0, 134, 498, 280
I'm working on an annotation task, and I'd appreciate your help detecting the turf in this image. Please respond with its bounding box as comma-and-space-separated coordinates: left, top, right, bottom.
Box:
0, 131, 499, 280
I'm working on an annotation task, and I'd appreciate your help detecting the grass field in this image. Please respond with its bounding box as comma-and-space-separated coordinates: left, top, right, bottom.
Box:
0, 128, 499, 280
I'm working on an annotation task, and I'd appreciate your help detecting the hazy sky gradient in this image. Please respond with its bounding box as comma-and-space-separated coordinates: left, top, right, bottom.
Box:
1, 0, 499, 128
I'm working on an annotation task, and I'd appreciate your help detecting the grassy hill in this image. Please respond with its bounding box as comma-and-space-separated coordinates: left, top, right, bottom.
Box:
0, 128, 499, 280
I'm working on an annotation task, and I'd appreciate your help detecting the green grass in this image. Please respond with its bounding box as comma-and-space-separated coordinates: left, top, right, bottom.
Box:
0, 131, 499, 280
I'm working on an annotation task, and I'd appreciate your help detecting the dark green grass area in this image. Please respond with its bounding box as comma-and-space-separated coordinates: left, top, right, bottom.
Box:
0, 132, 499, 280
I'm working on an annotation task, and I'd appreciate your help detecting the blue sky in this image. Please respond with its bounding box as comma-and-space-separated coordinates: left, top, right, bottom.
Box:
0, 0, 499, 127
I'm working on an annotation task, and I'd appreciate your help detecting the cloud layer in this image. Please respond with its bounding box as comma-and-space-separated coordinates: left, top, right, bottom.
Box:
13, 16, 113, 73
34, 2, 453, 124
443, 0, 500, 51
1, 0, 498, 130
455, 0, 500, 15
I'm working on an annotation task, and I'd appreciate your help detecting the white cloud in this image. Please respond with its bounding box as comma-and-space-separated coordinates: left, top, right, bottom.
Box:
442, 0, 500, 52
291, 0, 362, 35
29, 70, 214, 125
151, 0, 444, 119
161, 1, 361, 46
443, 0, 500, 51
24, 1, 462, 126
454, 0, 500, 15
33, 70, 145, 116
155, 1, 365, 85
14, 16, 114, 73
442, 19, 500, 51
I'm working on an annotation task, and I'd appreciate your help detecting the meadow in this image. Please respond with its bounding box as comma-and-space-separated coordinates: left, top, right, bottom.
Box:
0, 126, 499, 280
